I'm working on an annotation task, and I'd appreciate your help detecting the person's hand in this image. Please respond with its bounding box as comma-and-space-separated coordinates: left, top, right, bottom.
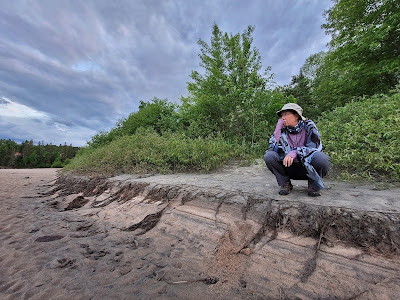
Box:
274, 118, 285, 141
283, 155, 294, 167
276, 118, 284, 130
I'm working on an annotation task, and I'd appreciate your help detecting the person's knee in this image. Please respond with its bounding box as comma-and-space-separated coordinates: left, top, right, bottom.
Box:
311, 152, 330, 175
264, 151, 278, 166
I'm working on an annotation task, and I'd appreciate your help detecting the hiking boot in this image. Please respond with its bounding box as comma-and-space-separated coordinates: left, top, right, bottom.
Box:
308, 182, 321, 197
279, 181, 293, 195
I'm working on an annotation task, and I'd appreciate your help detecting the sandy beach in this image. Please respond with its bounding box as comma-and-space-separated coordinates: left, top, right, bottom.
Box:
1, 167, 400, 299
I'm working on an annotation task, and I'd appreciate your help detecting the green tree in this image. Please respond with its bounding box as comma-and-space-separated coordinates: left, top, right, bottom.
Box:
51, 156, 63, 168
300, 51, 327, 82
0, 139, 18, 167
316, 0, 400, 107
122, 98, 178, 135
281, 71, 314, 117
27, 152, 39, 167
88, 98, 178, 149
181, 23, 273, 143
21, 140, 34, 167
251, 90, 295, 151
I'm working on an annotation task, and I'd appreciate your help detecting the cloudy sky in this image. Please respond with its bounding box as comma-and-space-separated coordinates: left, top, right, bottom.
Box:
0, 0, 332, 146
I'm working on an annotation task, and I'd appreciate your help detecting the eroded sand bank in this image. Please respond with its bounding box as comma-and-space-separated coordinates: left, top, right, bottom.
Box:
1, 167, 399, 299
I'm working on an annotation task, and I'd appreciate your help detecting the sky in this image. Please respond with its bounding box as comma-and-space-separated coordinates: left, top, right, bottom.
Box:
0, 0, 332, 147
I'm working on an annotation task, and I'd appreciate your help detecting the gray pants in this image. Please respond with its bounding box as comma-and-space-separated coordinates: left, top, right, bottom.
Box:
264, 150, 330, 190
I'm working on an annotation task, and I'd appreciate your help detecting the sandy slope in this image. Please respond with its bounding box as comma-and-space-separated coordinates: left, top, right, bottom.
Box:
0, 168, 399, 300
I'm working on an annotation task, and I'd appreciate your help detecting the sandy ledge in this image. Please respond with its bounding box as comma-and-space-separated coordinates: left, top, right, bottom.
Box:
1, 166, 400, 299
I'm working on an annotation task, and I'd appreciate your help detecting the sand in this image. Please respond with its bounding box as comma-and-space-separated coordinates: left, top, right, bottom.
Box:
1, 168, 400, 300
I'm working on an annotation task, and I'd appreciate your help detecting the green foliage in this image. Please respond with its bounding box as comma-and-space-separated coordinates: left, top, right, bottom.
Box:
281, 71, 314, 118
0, 139, 79, 168
312, 0, 400, 111
88, 98, 178, 149
0, 139, 18, 167
300, 51, 327, 81
121, 98, 178, 135
317, 91, 400, 181
180, 23, 275, 144
87, 131, 116, 149
286, 0, 400, 118
281, 52, 327, 119
51, 157, 63, 168
27, 152, 39, 167
65, 128, 250, 175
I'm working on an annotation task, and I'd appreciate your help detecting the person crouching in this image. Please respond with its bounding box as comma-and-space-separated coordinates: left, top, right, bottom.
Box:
264, 103, 330, 197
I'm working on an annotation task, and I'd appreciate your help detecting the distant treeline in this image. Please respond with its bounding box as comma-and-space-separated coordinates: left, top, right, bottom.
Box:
0, 139, 79, 168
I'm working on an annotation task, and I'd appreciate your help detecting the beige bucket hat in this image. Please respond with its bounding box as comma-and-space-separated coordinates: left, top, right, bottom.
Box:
276, 103, 306, 121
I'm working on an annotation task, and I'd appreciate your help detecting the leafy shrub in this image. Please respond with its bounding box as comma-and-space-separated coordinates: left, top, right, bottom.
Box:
122, 98, 179, 135
317, 92, 400, 181
87, 98, 179, 149
65, 128, 250, 175
51, 157, 63, 168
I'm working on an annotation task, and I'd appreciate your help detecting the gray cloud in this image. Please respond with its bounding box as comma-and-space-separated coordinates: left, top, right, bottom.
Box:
0, 0, 332, 146
0, 98, 9, 105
